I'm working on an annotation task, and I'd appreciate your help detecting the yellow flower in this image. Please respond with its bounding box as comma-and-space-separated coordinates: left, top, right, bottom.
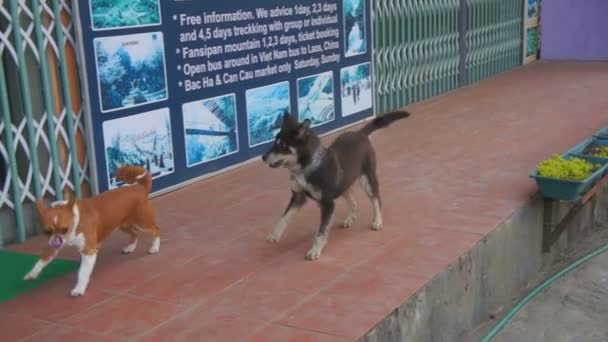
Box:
537, 154, 599, 181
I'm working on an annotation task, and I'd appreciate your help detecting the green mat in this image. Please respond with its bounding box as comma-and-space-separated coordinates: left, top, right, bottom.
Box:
0, 249, 79, 302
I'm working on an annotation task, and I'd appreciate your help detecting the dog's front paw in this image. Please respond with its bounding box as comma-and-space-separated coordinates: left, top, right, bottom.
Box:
70, 287, 85, 297
266, 231, 282, 243
371, 221, 383, 231
342, 215, 356, 228
122, 242, 137, 254
305, 248, 322, 261
24, 271, 39, 281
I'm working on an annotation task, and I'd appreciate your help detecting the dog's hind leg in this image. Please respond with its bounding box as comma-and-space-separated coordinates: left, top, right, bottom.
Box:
360, 148, 383, 231
147, 224, 161, 254
267, 191, 306, 243
133, 222, 160, 254
306, 199, 335, 260
120, 225, 139, 254
135, 203, 161, 254
360, 172, 383, 231
341, 189, 358, 228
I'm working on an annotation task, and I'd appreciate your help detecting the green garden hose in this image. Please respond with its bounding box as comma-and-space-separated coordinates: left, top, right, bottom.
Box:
481, 242, 608, 342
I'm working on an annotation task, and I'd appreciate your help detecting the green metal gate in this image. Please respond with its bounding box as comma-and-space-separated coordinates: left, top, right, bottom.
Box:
374, 0, 461, 112
373, 0, 524, 112
0, 0, 89, 247
466, 0, 523, 84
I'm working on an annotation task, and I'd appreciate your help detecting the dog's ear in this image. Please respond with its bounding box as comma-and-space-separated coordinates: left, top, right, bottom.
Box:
35, 198, 46, 215
297, 119, 312, 139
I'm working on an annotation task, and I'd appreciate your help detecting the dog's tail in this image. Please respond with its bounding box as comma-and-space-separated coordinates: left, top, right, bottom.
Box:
359, 110, 411, 136
115, 164, 152, 194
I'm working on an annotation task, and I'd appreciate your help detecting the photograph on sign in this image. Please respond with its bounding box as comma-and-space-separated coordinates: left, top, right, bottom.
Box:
246, 81, 291, 147
344, 0, 366, 57
526, 26, 539, 57
94, 32, 168, 113
340, 62, 372, 116
297, 71, 335, 127
183, 94, 239, 167
90, 0, 162, 31
527, 0, 539, 20
103, 108, 175, 189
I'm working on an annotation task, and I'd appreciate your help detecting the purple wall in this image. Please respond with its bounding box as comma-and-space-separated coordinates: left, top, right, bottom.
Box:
541, 0, 608, 60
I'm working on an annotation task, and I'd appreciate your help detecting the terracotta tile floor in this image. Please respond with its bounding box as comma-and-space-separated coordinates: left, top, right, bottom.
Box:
4, 62, 608, 341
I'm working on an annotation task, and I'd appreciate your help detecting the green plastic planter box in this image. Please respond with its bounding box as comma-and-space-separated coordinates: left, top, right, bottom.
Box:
530, 154, 608, 201
593, 126, 608, 141
567, 137, 608, 165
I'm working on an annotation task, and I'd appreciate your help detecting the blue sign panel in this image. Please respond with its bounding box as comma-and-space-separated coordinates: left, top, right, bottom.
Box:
76, 0, 374, 193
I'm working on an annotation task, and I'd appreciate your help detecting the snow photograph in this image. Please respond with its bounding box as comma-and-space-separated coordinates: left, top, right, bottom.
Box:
183, 94, 239, 167
90, 0, 161, 30
95, 32, 168, 112
527, 0, 539, 20
344, 0, 366, 57
340, 63, 372, 116
526, 27, 538, 57
297, 72, 335, 127
246, 82, 291, 147
103, 108, 174, 188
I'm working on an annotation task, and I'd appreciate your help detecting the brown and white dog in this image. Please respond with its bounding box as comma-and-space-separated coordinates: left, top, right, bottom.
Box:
24, 165, 160, 296
262, 110, 410, 260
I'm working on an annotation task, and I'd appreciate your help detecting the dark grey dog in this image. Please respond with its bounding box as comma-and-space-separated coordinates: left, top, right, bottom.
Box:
262, 110, 410, 260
